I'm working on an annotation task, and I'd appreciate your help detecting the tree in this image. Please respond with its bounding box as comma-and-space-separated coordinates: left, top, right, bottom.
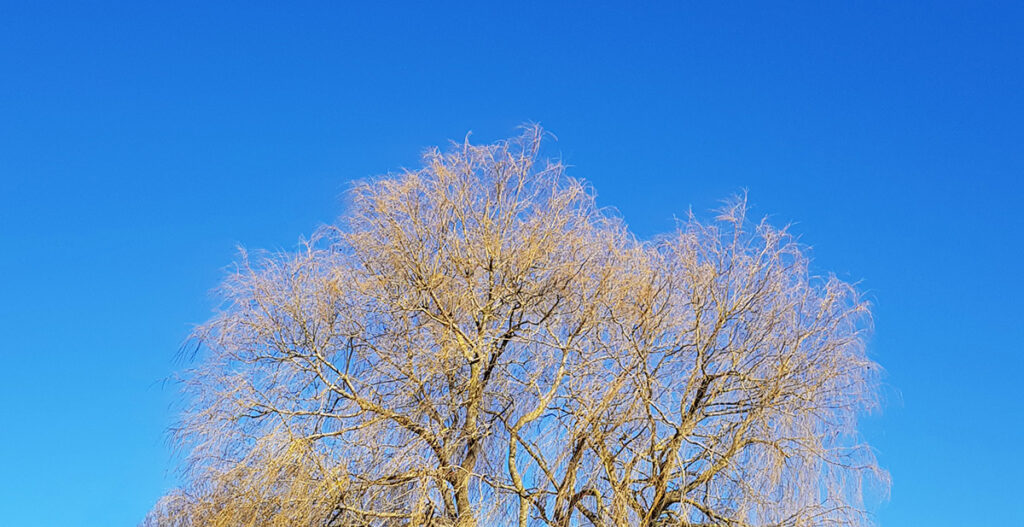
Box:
146, 127, 886, 527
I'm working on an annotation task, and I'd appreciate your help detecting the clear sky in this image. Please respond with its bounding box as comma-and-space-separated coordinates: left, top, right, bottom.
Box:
1, 2, 1021, 525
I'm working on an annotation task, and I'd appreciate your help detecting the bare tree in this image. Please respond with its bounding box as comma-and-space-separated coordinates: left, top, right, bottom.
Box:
145, 127, 886, 527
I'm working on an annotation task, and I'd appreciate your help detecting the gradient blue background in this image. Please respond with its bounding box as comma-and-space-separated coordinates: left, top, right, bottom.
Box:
2, 2, 1021, 524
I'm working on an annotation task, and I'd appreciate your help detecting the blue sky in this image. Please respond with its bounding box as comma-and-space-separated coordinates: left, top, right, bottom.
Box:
1, 2, 1021, 524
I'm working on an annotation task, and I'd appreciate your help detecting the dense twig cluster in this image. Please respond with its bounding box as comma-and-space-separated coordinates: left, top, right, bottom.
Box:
146, 127, 885, 526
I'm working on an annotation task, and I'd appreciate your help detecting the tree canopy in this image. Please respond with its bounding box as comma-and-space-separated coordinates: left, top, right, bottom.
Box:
146, 127, 885, 527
